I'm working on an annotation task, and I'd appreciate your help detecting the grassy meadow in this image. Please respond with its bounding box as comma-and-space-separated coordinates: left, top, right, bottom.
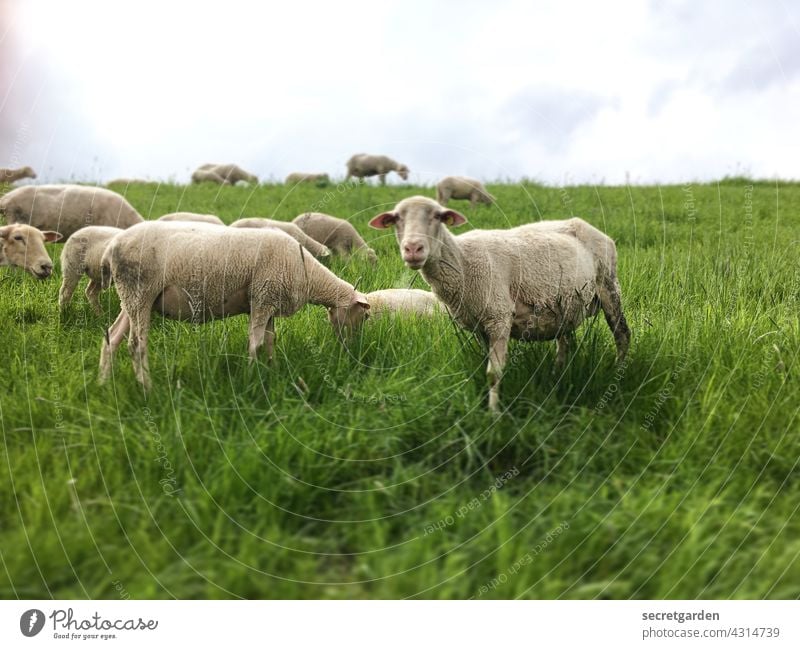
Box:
0, 178, 798, 599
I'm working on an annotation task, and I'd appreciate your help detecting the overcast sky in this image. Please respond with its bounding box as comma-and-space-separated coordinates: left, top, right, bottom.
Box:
1, 0, 798, 185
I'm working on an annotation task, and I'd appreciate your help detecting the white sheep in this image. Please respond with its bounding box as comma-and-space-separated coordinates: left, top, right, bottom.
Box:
329, 288, 446, 334
0, 223, 62, 278
369, 196, 630, 412
230, 217, 331, 258
0, 184, 143, 240
285, 172, 330, 185
0, 166, 37, 183
59, 226, 122, 314
194, 163, 258, 185
98, 221, 369, 388
191, 169, 231, 185
436, 176, 495, 207
158, 212, 225, 226
345, 154, 409, 185
292, 212, 377, 264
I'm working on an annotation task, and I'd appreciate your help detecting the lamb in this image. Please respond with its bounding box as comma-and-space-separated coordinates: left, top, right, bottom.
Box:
328, 288, 446, 334
230, 217, 331, 258
292, 212, 378, 264
59, 226, 122, 314
436, 176, 495, 207
285, 172, 330, 185
0, 223, 61, 279
159, 212, 226, 226
345, 154, 409, 185
369, 196, 630, 412
194, 163, 258, 185
0, 184, 144, 240
191, 169, 231, 185
0, 166, 37, 183
98, 221, 369, 388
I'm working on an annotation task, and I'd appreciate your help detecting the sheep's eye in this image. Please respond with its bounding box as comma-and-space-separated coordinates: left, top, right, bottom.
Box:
13, 235, 24, 242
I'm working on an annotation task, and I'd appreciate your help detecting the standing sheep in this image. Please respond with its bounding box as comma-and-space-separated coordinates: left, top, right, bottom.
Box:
230, 217, 331, 258
0, 166, 37, 183
194, 163, 258, 185
159, 212, 226, 226
345, 154, 409, 185
285, 172, 330, 185
436, 176, 494, 207
59, 226, 122, 314
0, 223, 62, 278
292, 212, 378, 264
369, 196, 630, 412
98, 221, 369, 388
0, 184, 143, 240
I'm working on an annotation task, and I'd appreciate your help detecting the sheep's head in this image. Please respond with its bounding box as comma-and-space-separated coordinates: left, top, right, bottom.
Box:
397, 165, 409, 181
0, 223, 62, 279
369, 196, 466, 269
23, 166, 37, 179
327, 290, 371, 338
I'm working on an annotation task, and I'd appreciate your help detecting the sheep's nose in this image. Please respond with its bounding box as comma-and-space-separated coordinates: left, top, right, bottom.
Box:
40, 262, 53, 277
403, 242, 424, 256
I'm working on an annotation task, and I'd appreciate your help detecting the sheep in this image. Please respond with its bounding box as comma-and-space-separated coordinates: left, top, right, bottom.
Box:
59, 226, 122, 314
158, 212, 226, 226
194, 163, 258, 185
345, 154, 409, 185
191, 169, 231, 185
328, 288, 446, 334
229, 217, 331, 259
98, 221, 369, 388
292, 212, 378, 264
369, 196, 630, 412
285, 172, 330, 185
0, 166, 37, 184
436, 176, 495, 207
0, 184, 144, 240
0, 223, 62, 279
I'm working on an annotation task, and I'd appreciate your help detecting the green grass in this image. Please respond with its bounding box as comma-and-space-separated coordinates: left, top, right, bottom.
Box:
1, 179, 799, 599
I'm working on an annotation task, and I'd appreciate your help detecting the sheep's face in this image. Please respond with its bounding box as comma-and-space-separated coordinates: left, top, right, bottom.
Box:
397, 166, 409, 181
0, 223, 62, 279
23, 166, 37, 179
369, 196, 466, 269
327, 291, 371, 337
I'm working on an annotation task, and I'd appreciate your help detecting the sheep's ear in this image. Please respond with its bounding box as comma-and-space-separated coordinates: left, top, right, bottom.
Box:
369, 212, 397, 229
352, 291, 370, 310
42, 231, 63, 243
0, 226, 10, 239
438, 210, 467, 227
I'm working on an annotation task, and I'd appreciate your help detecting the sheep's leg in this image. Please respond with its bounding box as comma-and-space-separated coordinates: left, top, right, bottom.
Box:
598, 278, 631, 362
248, 308, 274, 363
470, 192, 478, 208
58, 271, 80, 312
127, 306, 153, 390
99, 309, 130, 383
85, 279, 103, 316
439, 189, 450, 206
555, 331, 575, 369
378, 173, 387, 186
265, 317, 275, 362
486, 326, 510, 413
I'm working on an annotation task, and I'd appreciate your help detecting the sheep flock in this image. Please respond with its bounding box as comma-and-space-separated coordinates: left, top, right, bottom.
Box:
0, 156, 629, 413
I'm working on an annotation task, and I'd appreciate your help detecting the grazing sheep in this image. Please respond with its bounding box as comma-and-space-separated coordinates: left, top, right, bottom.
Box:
0, 223, 62, 278
159, 212, 225, 226
0, 166, 37, 183
292, 212, 377, 264
194, 163, 258, 185
285, 172, 330, 185
436, 176, 495, 207
98, 221, 368, 388
345, 154, 409, 185
59, 226, 122, 314
369, 196, 630, 412
0, 184, 144, 240
328, 288, 445, 334
230, 217, 331, 259
191, 169, 231, 185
